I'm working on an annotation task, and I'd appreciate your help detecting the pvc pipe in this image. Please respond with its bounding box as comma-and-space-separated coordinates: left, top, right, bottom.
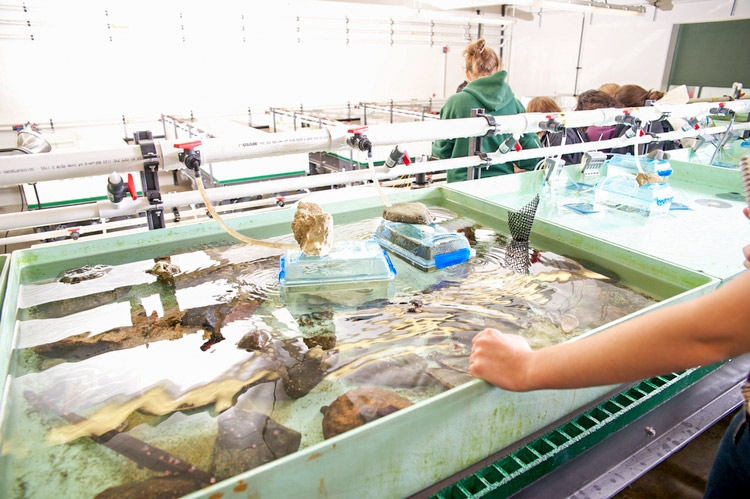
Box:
0, 127, 351, 187
487, 122, 750, 164
1, 100, 747, 188
0, 144, 146, 186
489, 134, 654, 164
0, 192, 311, 243
0, 115, 744, 233
0, 155, 479, 231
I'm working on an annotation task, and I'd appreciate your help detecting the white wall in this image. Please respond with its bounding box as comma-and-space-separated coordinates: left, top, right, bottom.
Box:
0, 0, 748, 127
506, 0, 750, 100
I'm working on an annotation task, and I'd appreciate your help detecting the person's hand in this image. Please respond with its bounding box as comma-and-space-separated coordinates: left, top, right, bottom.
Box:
744, 206, 750, 220
470, 328, 533, 391
744, 244, 750, 269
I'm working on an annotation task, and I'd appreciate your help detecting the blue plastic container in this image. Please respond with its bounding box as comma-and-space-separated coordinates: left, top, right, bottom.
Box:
279, 240, 397, 312
372, 220, 474, 272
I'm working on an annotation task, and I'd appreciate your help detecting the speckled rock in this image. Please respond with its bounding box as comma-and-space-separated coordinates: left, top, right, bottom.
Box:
211, 408, 301, 481
321, 386, 413, 439
291, 201, 334, 256
382, 202, 434, 224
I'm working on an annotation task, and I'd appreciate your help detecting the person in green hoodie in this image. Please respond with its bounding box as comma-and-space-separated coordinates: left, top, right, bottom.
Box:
433, 39, 541, 183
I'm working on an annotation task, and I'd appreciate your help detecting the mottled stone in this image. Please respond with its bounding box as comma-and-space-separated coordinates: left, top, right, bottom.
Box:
321, 386, 413, 439
291, 201, 334, 256
281, 345, 331, 399
59, 264, 112, 284
146, 258, 181, 286
382, 202, 434, 224
297, 307, 336, 350
211, 408, 301, 481
635, 172, 663, 186
237, 329, 272, 351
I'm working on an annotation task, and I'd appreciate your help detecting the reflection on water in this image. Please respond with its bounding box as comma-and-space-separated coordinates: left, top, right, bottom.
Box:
0, 209, 656, 498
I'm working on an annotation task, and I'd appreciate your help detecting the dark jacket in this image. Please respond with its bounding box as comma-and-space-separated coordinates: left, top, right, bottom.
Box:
542, 128, 587, 166
610, 120, 680, 155
432, 70, 542, 183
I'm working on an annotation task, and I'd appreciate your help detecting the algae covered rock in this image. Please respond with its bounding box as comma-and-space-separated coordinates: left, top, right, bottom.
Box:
211, 408, 301, 481
291, 201, 334, 256
321, 386, 413, 439
382, 202, 434, 224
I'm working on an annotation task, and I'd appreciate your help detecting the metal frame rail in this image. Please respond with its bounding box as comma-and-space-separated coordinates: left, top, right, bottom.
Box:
415, 353, 750, 498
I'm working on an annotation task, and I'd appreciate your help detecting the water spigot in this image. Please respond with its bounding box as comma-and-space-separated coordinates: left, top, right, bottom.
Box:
346, 127, 373, 154
710, 102, 735, 117
539, 115, 564, 133
497, 134, 521, 154
107, 172, 138, 205
174, 140, 203, 171
384, 145, 411, 168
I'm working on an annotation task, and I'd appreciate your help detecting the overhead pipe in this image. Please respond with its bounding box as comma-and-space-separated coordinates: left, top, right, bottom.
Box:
0, 126, 352, 187
2, 116, 745, 233
1, 100, 748, 188
0, 154, 481, 232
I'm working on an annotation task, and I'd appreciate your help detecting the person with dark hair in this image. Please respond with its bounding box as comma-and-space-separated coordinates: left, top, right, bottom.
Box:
613, 85, 678, 153
575, 89, 617, 113
598, 82, 620, 98
614, 84, 664, 108
575, 90, 619, 151
432, 39, 541, 182
527, 96, 587, 165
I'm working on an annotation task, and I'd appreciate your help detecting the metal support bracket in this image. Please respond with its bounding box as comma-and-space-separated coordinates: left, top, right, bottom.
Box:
134, 130, 165, 230
467, 109, 496, 181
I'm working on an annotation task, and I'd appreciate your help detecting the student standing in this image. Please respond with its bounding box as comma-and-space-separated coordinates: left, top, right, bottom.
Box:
432, 39, 541, 182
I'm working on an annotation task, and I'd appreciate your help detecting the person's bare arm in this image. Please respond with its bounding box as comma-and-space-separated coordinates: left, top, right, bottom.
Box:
470, 270, 750, 392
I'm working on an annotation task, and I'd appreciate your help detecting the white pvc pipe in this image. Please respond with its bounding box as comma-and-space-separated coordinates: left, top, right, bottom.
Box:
488, 121, 750, 164
0, 155, 481, 231
1, 100, 747, 188
3, 115, 747, 232
0, 127, 351, 187
489, 134, 654, 164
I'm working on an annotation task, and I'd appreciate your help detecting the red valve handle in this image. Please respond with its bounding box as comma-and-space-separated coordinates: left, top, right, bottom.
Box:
347, 126, 368, 134
127, 173, 138, 200
402, 151, 411, 166
174, 140, 202, 150
514, 142, 522, 152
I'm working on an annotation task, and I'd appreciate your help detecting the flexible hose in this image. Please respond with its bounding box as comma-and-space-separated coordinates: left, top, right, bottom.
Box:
633, 143, 644, 174
195, 174, 298, 250
367, 154, 392, 208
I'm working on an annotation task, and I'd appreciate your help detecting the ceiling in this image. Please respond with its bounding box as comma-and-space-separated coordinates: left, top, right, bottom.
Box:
316, 0, 684, 15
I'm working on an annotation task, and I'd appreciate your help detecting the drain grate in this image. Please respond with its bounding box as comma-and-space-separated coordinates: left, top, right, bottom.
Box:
430, 364, 720, 498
